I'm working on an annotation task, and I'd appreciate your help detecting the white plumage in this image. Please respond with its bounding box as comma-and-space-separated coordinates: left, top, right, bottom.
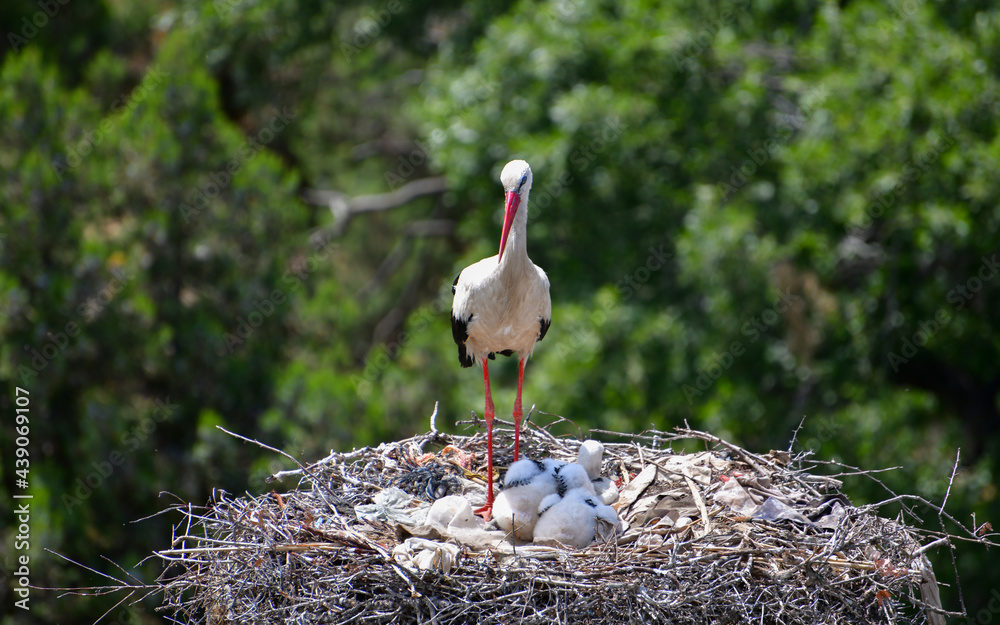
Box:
451, 160, 552, 518
534, 446, 621, 548
534, 458, 620, 549
576, 440, 619, 505
548, 463, 595, 500
451, 160, 551, 368
494, 442, 623, 545
576, 440, 605, 480
493, 458, 564, 541
534, 486, 621, 549
592, 477, 620, 506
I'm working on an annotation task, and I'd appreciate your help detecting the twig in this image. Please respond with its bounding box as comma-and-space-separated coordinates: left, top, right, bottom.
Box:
429, 401, 439, 434
787, 415, 807, 453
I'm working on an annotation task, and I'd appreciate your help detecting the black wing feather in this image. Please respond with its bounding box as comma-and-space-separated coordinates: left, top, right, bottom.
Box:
538, 317, 551, 342
451, 272, 476, 367
452, 312, 474, 368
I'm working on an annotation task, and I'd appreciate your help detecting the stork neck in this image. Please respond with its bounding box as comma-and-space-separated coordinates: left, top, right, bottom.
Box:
499, 191, 530, 271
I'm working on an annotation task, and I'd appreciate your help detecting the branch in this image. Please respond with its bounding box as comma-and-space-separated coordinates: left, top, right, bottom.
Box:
305, 177, 448, 238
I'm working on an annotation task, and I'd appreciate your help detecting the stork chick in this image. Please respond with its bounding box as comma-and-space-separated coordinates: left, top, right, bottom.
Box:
534, 465, 620, 549
533, 489, 621, 548
577, 440, 619, 505
493, 458, 564, 541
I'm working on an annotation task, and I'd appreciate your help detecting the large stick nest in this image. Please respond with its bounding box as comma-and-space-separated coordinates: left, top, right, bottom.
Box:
143, 412, 969, 624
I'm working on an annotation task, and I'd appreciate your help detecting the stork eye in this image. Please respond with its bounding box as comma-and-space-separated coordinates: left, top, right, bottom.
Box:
518, 174, 527, 190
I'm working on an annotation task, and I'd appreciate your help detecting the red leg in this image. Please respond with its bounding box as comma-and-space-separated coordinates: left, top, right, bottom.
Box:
513, 358, 526, 461
474, 359, 496, 519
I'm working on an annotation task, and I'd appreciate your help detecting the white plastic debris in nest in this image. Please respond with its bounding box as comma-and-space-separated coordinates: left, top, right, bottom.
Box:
426, 494, 481, 531
713, 474, 849, 529
393, 538, 462, 575
355, 487, 430, 525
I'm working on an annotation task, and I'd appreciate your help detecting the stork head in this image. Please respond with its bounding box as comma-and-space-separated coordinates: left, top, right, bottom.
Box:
498, 160, 532, 263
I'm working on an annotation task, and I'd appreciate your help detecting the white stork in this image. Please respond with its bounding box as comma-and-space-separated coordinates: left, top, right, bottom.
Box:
451, 159, 551, 518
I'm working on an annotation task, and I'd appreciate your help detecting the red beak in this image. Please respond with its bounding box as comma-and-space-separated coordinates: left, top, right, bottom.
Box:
498, 190, 520, 263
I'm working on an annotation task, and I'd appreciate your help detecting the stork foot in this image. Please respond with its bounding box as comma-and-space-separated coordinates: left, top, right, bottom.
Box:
474, 503, 493, 521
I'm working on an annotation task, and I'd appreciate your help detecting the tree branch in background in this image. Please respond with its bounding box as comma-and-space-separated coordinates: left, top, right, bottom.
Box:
305, 177, 455, 360
304, 177, 449, 240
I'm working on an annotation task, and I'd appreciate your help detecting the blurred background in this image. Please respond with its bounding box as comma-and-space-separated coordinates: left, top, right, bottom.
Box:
1, 0, 998, 621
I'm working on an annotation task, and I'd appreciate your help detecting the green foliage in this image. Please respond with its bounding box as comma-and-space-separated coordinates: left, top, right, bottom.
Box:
0, 0, 998, 621
1, 28, 309, 622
